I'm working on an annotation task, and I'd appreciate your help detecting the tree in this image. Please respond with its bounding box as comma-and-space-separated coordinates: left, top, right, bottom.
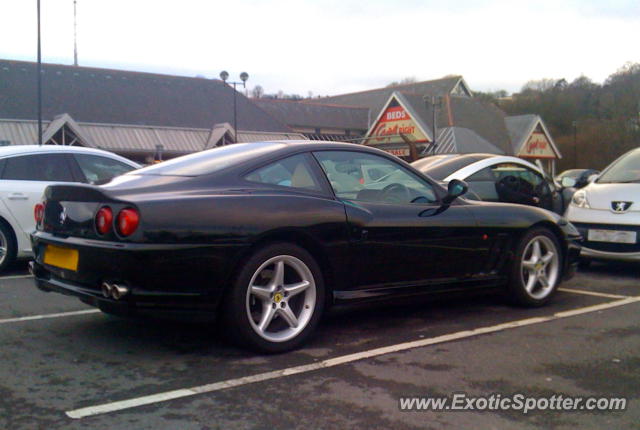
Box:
501, 63, 640, 170
386, 77, 417, 87
251, 85, 264, 99
521, 78, 559, 92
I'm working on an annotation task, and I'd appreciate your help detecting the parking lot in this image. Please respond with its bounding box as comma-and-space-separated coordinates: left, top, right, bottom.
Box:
1, 261, 638, 429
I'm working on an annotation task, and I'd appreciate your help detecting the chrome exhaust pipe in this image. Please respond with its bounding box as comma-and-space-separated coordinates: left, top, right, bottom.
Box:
101, 282, 113, 298
110, 284, 129, 300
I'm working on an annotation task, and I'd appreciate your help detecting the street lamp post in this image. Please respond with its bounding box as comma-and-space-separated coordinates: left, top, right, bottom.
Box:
37, 0, 42, 145
219, 71, 249, 142
424, 95, 442, 155
572, 120, 577, 168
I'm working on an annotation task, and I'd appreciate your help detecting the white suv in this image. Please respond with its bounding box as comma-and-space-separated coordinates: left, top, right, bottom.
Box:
0, 145, 140, 271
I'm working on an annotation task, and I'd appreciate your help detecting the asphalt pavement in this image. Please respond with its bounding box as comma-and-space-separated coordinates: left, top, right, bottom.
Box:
0, 260, 638, 429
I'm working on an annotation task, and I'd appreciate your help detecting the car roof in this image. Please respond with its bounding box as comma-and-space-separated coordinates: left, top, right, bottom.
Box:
0, 145, 140, 167
412, 153, 500, 180
442, 155, 544, 182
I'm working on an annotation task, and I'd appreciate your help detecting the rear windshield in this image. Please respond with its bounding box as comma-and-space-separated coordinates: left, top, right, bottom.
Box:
131, 142, 285, 176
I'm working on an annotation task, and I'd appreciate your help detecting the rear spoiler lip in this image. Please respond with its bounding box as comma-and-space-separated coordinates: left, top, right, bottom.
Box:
44, 183, 120, 203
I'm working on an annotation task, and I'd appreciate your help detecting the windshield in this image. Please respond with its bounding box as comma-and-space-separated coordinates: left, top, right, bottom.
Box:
131, 142, 286, 176
597, 148, 640, 184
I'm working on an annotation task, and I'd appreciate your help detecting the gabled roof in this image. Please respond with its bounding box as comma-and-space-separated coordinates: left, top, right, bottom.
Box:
505, 114, 562, 158
446, 96, 511, 155
435, 127, 506, 155
384, 91, 434, 141
311, 76, 469, 115
505, 114, 538, 152
0, 59, 290, 132
42, 113, 95, 146
254, 99, 370, 131
388, 92, 513, 155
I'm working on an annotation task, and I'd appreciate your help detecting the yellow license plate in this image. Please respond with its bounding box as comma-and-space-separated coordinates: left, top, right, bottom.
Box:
43, 245, 79, 271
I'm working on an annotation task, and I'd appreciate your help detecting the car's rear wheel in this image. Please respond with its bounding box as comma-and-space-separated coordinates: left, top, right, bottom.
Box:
223, 243, 325, 353
0, 222, 17, 273
508, 228, 561, 306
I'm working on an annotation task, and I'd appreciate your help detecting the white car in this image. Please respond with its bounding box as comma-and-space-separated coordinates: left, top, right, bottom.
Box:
0, 145, 140, 271
412, 154, 569, 214
565, 147, 640, 262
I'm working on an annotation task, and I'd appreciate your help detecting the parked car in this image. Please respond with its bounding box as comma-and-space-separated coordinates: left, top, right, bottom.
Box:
555, 169, 599, 189
412, 154, 571, 214
0, 145, 140, 272
565, 147, 640, 262
30, 141, 580, 352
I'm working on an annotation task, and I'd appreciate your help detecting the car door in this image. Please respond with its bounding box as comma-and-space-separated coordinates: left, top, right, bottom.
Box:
312, 150, 488, 291
0, 153, 75, 245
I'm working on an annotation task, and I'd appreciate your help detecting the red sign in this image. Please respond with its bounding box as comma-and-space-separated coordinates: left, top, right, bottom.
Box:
364, 104, 429, 146
519, 132, 556, 159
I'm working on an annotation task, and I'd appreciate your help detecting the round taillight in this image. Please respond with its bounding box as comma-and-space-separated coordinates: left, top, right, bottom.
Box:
34, 203, 45, 224
116, 208, 140, 237
95, 206, 113, 235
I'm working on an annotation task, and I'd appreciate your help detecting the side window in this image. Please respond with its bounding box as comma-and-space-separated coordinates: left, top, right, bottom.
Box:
492, 164, 546, 206
465, 167, 499, 201
2, 154, 74, 182
245, 154, 322, 192
313, 151, 437, 204
74, 154, 136, 184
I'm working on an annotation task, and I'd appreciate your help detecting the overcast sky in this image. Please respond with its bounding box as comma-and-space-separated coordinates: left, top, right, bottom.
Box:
1, 0, 638, 96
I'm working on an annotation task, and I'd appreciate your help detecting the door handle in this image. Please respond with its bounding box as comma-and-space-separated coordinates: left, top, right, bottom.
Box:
8, 193, 29, 200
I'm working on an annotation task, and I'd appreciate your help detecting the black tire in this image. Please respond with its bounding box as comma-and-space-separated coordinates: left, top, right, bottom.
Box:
507, 228, 562, 307
0, 221, 17, 273
222, 243, 325, 353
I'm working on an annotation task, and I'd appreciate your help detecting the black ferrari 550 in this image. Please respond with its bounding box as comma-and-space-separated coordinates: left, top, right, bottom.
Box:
31, 141, 581, 352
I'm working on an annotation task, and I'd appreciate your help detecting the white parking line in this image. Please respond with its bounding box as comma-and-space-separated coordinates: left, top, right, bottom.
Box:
0, 274, 33, 281
0, 309, 100, 325
66, 295, 640, 419
558, 287, 629, 299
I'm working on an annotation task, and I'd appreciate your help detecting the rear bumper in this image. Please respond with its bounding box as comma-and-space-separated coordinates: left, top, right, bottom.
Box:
30, 231, 248, 319
31, 261, 216, 320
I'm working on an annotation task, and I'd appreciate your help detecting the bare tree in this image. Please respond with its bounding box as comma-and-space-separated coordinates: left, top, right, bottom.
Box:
251, 85, 264, 99
386, 77, 417, 87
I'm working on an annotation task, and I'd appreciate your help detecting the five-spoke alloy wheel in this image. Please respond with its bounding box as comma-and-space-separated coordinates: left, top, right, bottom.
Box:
224, 243, 324, 353
246, 255, 317, 343
508, 228, 562, 306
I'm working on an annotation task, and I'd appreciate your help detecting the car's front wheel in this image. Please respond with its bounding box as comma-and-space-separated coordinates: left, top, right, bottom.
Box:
223, 243, 325, 353
507, 228, 562, 306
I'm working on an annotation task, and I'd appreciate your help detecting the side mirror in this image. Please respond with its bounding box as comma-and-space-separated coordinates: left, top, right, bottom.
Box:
443, 179, 468, 204
561, 177, 577, 188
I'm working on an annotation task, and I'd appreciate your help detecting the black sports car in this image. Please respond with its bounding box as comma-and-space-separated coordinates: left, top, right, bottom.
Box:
31, 141, 581, 352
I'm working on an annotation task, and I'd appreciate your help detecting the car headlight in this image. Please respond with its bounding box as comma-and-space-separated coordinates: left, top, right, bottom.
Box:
571, 189, 590, 208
